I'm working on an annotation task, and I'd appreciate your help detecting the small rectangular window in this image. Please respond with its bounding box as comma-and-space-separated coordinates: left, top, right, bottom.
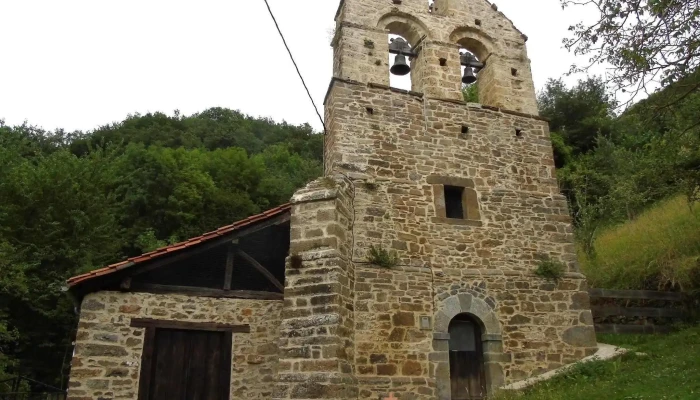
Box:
444, 186, 465, 219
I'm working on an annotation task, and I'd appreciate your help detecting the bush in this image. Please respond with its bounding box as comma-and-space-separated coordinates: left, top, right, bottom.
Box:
367, 245, 398, 269
535, 257, 566, 281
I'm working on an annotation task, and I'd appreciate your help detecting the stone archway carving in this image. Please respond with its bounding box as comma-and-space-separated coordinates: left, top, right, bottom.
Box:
449, 27, 495, 62
377, 11, 432, 46
432, 293, 507, 398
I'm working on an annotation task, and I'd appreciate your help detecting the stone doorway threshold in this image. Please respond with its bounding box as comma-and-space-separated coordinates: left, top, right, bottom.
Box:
501, 343, 630, 391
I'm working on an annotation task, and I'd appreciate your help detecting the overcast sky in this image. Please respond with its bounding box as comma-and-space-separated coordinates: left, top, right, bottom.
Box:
0, 0, 601, 133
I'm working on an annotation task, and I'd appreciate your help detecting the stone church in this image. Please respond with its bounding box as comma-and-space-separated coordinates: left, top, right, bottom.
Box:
66, 0, 598, 399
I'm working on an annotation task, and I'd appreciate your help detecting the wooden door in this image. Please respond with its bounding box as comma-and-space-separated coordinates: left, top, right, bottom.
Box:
449, 317, 486, 400
139, 328, 232, 400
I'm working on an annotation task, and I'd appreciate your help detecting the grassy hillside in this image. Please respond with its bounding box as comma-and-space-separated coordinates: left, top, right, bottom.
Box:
579, 196, 700, 292
495, 325, 700, 400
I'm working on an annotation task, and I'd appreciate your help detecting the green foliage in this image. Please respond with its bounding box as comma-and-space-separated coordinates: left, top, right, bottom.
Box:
561, 0, 699, 104
71, 108, 323, 161
540, 74, 700, 238
538, 77, 616, 159
462, 84, 479, 103
367, 245, 399, 269
0, 109, 322, 386
493, 325, 700, 399
534, 257, 566, 282
580, 196, 700, 292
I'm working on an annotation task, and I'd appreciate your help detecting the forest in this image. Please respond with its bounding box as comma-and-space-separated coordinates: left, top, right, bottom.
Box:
1, 0, 699, 391
0, 109, 323, 387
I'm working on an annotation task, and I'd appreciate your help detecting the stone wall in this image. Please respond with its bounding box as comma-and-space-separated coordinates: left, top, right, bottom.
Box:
320, 78, 598, 395
354, 266, 436, 400
325, 80, 576, 273
67, 292, 282, 400
431, 275, 597, 384
350, 266, 596, 399
333, 0, 539, 114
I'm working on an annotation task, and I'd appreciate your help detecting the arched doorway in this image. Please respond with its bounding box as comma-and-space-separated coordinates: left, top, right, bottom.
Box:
449, 314, 487, 400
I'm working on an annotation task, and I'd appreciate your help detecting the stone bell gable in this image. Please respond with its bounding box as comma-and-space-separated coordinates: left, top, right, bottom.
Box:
332, 0, 538, 113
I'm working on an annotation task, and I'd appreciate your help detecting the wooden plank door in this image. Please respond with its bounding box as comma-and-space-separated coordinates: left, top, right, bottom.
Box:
140, 328, 232, 400
449, 318, 486, 400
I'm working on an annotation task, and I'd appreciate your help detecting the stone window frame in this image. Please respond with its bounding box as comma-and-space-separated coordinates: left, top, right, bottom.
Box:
431, 293, 508, 398
428, 175, 482, 226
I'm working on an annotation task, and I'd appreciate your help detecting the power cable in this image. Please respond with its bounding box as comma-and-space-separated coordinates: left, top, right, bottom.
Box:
262, 0, 326, 134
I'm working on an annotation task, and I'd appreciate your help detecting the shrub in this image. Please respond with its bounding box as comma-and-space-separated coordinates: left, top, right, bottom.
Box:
535, 257, 566, 281
367, 245, 398, 269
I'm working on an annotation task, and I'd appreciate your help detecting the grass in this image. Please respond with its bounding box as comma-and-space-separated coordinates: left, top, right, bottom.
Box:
579, 196, 700, 291
494, 325, 700, 400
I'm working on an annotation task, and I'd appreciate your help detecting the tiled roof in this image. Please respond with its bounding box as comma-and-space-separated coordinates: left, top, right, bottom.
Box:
67, 203, 292, 287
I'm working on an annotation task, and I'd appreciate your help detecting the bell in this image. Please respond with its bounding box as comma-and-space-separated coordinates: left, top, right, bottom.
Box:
390, 54, 411, 76
462, 67, 477, 84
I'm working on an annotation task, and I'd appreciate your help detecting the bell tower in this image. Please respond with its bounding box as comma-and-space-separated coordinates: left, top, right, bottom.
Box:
276, 1, 598, 399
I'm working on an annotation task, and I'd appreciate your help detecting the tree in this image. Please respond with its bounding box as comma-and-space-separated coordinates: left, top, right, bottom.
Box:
538, 77, 616, 163
0, 108, 325, 387
562, 0, 700, 114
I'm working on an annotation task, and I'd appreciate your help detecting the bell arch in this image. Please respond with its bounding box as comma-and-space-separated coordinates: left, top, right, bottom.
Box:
377, 12, 431, 46
450, 27, 496, 105
432, 293, 507, 398
378, 12, 432, 92
450, 27, 495, 62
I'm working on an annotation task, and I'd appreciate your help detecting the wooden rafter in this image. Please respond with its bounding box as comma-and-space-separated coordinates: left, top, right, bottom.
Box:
237, 249, 285, 292
224, 245, 234, 290
129, 211, 290, 278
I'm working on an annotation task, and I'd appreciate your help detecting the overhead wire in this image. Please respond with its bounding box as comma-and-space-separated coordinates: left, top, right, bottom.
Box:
262, 0, 327, 134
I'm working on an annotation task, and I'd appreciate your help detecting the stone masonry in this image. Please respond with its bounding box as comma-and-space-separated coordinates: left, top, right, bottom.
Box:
275, 0, 598, 399
67, 292, 282, 400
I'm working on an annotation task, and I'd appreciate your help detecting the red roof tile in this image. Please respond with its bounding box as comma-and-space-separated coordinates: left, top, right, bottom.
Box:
67, 203, 292, 287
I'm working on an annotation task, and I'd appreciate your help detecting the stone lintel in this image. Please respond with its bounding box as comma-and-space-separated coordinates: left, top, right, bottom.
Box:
426, 175, 475, 188
430, 217, 483, 227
